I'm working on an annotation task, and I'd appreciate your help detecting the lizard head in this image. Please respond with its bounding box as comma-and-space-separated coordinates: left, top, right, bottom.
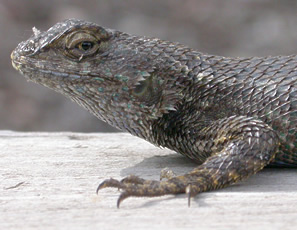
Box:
11, 19, 190, 136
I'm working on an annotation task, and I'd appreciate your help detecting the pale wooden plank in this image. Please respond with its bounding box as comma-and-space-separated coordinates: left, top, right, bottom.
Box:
0, 131, 296, 230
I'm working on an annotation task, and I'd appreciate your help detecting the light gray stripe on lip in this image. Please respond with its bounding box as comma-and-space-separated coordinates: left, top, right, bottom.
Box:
39, 69, 82, 79
69, 74, 81, 79
39, 69, 68, 77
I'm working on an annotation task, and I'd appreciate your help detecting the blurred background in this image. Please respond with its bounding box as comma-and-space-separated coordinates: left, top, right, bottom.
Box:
2, 0, 297, 132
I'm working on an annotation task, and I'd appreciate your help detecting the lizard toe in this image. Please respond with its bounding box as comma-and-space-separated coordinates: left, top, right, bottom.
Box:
96, 178, 125, 194
120, 175, 146, 185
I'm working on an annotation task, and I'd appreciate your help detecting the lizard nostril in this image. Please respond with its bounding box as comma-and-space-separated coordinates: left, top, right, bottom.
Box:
13, 40, 36, 57
23, 40, 36, 54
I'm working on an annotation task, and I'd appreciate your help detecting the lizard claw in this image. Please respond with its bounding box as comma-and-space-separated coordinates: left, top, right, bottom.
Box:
185, 183, 192, 207
117, 191, 130, 208
96, 178, 124, 194
96, 178, 133, 208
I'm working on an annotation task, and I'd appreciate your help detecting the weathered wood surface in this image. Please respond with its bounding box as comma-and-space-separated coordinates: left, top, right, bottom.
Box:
0, 131, 296, 230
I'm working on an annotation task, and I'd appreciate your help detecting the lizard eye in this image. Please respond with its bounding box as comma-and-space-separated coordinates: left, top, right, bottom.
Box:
76, 41, 94, 51
66, 32, 100, 59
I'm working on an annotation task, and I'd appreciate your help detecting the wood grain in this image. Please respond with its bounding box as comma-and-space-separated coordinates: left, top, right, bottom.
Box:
0, 131, 296, 230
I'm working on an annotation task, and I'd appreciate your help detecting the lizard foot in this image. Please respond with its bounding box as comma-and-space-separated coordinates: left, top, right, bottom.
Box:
97, 175, 190, 208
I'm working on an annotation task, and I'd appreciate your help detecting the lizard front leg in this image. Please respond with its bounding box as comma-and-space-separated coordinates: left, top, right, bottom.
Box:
97, 116, 280, 207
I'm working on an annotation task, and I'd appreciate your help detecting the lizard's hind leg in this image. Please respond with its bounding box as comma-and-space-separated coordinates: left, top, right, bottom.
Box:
97, 116, 280, 207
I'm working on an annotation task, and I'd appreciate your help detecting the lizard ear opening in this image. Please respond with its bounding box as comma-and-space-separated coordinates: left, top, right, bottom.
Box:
132, 74, 163, 107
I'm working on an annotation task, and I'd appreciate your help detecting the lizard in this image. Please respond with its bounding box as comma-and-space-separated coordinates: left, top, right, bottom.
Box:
11, 19, 297, 208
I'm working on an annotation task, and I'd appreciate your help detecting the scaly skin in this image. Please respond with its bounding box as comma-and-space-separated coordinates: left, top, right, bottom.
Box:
11, 19, 297, 207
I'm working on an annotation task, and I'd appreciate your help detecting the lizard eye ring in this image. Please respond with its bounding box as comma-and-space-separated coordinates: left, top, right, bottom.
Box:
66, 32, 100, 60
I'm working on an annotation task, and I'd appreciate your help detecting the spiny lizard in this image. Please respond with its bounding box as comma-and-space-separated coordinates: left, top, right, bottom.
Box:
11, 19, 297, 207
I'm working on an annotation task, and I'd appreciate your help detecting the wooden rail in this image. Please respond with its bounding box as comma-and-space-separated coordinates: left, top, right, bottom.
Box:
1, 131, 296, 230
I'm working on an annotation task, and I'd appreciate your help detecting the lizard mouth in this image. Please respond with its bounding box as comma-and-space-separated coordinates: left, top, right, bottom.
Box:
11, 51, 34, 81
11, 51, 47, 83
11, 49, 84, 85
11, 51, 22, 71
